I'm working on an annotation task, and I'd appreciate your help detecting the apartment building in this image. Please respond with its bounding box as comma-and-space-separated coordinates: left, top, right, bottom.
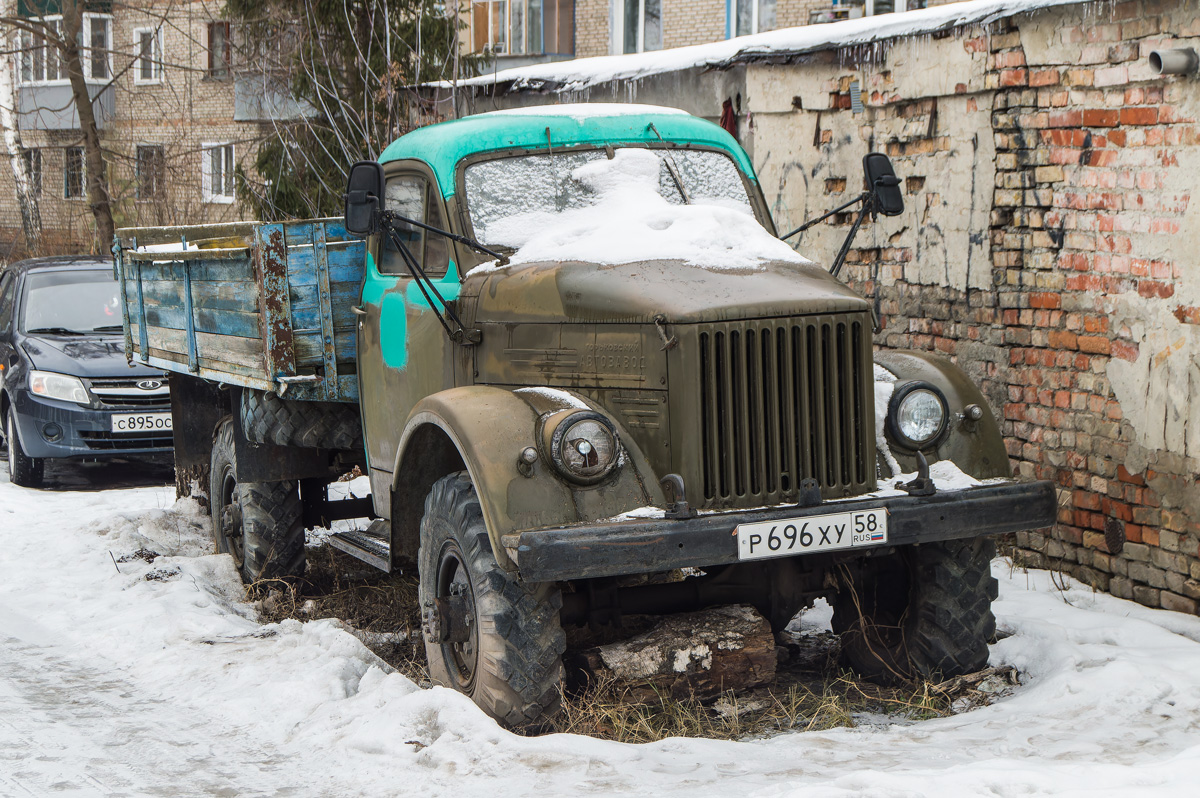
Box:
461, 0, 962, 67
1, 1, 272, 257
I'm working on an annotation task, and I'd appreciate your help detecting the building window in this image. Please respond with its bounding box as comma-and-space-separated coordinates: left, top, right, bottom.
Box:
19, 15, 110, 82
201, 143, 235, 203
133, 27, 163, 83
732, 0, 776, 37
18, 17, 63, 84
64, 147, 85, 199
137, 146, 165, 201
811, 0, 926, 23
21, 149, 42, 196
87, 14, 111, 80
616, 0, 661, 54
208, 22, 231, 78
470, 0, 574, 56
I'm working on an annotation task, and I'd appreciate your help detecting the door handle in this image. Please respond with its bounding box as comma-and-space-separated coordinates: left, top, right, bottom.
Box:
351, 305, 367, 316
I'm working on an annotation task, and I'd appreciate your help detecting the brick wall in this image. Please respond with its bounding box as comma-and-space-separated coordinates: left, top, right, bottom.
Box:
662, 0, 726, 50
747, 0, 1200, 614
576, 0, 611, 57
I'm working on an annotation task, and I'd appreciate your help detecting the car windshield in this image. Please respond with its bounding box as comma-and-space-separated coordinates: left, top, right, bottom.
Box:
463, 147, 756, 248
22, 269, 122, 334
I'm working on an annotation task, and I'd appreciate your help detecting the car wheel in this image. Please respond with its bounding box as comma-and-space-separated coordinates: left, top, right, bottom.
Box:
419, 472, 565, 731
5, 408, 44, 488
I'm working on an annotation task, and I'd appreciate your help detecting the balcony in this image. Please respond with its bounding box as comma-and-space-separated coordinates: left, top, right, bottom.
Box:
18, 83, 114, 131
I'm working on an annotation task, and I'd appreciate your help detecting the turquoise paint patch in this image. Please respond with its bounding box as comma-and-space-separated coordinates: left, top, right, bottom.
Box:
378, 111, 758, 201
380, 291, 408, 370
365, 256, 463, 370
405, 261, 462, 309
361, 251, 388, 306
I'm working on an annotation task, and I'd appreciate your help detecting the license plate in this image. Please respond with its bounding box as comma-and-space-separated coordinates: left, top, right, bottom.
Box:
736, 508, 888, 561
111, 412, 173, 433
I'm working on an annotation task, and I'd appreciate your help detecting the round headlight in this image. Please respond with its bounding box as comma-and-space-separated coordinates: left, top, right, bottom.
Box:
546, 412, 620, 484
888, 383, 948, 449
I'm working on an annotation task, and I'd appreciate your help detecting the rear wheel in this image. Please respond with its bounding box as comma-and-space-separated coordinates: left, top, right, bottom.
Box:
831, 537, 998, 683
5, 408, 44, 488
209, 417, 306, 583
419, 472, 565, 731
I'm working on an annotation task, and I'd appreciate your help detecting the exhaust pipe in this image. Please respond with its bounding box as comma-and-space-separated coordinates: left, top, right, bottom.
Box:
1149, 48, 1198, 76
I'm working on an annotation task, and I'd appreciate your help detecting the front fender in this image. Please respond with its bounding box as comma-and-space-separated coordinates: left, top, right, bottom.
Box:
394, 385, 664, 572
875, 351, 1011, 480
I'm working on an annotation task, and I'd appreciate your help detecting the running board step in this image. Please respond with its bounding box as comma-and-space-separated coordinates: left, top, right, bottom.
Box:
328, 521, 391, 572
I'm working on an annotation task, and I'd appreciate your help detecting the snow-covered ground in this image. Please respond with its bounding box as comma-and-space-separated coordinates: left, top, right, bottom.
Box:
3, 459, 1200, 797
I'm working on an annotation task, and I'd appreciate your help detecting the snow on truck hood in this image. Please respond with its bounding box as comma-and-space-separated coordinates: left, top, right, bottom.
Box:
468, 149, 807, 276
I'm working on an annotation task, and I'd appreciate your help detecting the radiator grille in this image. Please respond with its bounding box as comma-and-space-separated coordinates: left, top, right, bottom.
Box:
697, 314, 874, 505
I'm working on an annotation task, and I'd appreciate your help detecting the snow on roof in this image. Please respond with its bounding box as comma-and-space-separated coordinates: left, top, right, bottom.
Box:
480, 103, 689, 119
439, 0, 1090, 93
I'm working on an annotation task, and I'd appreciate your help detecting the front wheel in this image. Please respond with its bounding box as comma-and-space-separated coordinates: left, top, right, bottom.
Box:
5, 407, 44, 488
831, 537, 998, 683
208, 417, 306, 583
419, 472, 565, 731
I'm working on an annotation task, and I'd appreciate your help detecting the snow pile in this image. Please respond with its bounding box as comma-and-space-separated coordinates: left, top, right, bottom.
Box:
440, 0, 1090, 92
481, 148, 804, 271
514, 386, 593, 409
873, 363, 902, 477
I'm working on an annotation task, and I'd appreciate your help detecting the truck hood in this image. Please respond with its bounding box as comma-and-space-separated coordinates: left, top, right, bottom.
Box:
465, 258, 871, 325
19, 333, 164, 379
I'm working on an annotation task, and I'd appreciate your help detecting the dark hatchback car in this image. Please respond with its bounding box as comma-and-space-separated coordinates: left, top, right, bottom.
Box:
0, 256, 173, 487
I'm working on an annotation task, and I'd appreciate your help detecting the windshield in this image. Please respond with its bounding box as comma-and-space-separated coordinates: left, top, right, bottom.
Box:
22, 269, 122, 334
464, 147, 756, 248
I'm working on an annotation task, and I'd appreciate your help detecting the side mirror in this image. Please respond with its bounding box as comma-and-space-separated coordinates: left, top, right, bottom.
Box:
863, 153, 903, 217
344, 161, 385, 235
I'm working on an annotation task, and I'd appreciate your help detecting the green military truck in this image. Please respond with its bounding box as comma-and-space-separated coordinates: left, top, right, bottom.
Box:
116, 104, 1055, 729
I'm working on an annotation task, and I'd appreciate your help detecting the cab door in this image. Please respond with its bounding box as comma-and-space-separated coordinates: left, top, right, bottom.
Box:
356, 161, 460, 504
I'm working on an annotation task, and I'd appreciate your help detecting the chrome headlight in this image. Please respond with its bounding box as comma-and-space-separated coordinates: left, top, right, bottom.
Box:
29, 370, 90, 404
887, 383, 948, 450
543, 411, 620, 484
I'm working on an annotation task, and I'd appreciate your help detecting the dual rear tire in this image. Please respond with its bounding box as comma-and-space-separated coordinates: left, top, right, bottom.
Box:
209, 417, 306, 583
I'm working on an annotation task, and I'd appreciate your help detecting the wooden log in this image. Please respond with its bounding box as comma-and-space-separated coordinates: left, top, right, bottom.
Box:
576, 604, 776, 701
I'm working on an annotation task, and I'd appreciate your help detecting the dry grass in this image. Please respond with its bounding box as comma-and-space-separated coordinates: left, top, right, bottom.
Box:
251, 543, 428, 681
550, 663, 962, 744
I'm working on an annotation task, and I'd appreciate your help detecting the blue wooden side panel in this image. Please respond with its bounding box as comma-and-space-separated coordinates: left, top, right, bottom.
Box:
118, 218, 365, 403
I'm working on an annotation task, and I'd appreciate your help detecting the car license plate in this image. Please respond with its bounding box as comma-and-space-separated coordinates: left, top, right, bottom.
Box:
736, 508, 888, 561
111, 412, 173, 433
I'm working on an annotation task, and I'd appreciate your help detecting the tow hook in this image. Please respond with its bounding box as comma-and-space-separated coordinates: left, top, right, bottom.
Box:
660, 474, 696, 519
898, 451, 937, 497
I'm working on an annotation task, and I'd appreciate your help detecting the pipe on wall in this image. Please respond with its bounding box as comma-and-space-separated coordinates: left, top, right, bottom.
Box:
1149, 48, 1198, 76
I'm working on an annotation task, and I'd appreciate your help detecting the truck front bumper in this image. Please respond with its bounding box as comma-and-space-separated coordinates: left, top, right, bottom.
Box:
505, 480, 1057, 582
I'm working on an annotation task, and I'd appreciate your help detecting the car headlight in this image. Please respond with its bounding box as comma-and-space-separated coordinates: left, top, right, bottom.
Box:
887, 383, 948, 450
29, 370, 91, 404
543, 411, 620, 484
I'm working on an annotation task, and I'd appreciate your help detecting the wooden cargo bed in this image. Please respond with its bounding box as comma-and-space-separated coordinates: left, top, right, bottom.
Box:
115, 219, 364, 403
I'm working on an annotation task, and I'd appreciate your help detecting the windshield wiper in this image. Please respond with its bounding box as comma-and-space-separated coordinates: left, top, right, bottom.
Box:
26, 327, 86, 336
648, 123, 692, 205
91, 325, 124, 333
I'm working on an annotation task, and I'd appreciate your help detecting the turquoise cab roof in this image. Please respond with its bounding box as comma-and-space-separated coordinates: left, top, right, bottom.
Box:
377, 105, 757, 199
